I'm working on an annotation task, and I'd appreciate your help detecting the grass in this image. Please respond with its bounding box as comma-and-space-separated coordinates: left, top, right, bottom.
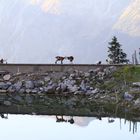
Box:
113, 65, 140, 82
99, 65, 140, 92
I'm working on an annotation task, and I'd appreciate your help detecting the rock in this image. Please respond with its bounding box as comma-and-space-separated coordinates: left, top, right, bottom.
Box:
25, 81, 34, 89
39, 87, 44, 92
89, 69, 94, 73
0, 82, 9, 90
25, 95, 33, 104
44, 76, 51, 82
134, 98, 140, 106
7, 85, 16, 93
79, 81, 87, 92
55, 87, 60, 93
34, 80, 45, 87
26, 89, 31, 93
109, 66, 117, 73
3, 74, 11, 81
68, 85, 78, 93
44, 84, 57, 93
0, 90, 7, 93
84, 72, 90, 78
0, 82, 10, 90
132, 82, 140, 87
4, 101, 12, 106
0, 71, 9, 75
124, 92, 134, 101
14, 81, 23, 91
14, 95, 23, 102
94, 68, 101, 74
69, 73, 75, 79
31, 89, 38, 94
19, 88, 25, 94
135, 98, 140, 106
74, 91, 84, 95
91, 88, 99, 94
59, 83, 67, 92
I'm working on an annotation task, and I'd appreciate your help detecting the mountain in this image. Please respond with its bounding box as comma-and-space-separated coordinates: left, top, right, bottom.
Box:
114, 0, 140, 37
0, 0, 139, 64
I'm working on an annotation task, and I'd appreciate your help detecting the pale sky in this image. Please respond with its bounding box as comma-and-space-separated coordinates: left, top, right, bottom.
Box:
0, 0, 139, 64
0, 115, 140, 140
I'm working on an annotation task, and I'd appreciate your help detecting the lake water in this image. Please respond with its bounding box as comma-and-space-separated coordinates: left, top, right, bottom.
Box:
0, 114, 140, 140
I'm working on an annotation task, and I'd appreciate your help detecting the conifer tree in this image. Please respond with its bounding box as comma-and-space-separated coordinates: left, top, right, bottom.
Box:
107, 36, 129, 64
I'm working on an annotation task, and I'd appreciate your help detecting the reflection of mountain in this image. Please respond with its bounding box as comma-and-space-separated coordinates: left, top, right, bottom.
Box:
0, 0, 139, 63
45, 116, 97, 127
71, 117, 96, 127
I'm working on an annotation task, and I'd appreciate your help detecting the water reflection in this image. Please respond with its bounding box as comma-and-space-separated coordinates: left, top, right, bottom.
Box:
0, 114, 140, 140
0, 113, 8, 119
56, 116, 74, 124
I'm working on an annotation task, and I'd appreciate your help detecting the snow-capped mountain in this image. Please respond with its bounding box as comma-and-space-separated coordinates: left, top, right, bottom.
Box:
0, 0, 139, 64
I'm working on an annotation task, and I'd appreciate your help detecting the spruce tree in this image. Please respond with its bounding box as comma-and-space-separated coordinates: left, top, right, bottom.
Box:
107, 36, 129, 64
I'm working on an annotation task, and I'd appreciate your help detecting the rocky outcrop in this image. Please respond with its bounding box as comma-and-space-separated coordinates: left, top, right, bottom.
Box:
0, 66, 139, 114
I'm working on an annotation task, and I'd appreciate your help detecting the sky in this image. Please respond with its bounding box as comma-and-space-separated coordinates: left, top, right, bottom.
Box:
0, 0, 140, 64
0, 115, 140, 140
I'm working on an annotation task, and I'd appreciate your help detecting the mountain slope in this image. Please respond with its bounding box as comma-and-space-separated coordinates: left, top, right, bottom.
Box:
114, 0, 140, 37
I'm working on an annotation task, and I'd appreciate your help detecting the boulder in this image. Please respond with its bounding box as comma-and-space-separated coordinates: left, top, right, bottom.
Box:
68, 85, 79, 93
14, 95, 23, 102
14, 81, 23, 91
3, 74, 11, 81
7, 85, 16, 93
34, 80, 45, 87
0, 89, 7, 93
26, 89, 31, 93
44, 84, 57, 93
84, 72, 90, 78
4, 101, 12, 106
124, 92, 134, 101
25, 81, 34, 89
134, 98, 140, 106
31, 89, 38, 94
44, 76, 51, 82
0, 82, 10, 90
132, 82, 140, 87
59, 83, 67, 92
19, 88, 25, 94
91, 88, 99, 94
25, 95, 33, 104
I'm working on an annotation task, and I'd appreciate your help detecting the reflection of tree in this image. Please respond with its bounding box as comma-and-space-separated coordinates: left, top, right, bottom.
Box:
128, 120, 137, 134
120, 118, 138, 134
0, 113, 8, 119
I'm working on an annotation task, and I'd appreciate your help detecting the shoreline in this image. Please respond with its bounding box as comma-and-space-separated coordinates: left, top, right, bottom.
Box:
0, 65, 139, 121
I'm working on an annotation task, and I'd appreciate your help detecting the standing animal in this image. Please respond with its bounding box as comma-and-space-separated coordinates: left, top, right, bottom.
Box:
96, 61, 102, 65
55, 56, 65, 64
66, 56, 74, 63
0, 59, 7, 64
55, 56, 74, 64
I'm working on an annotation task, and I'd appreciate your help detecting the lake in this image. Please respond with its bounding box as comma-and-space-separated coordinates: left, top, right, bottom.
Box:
0, 114, 140, 140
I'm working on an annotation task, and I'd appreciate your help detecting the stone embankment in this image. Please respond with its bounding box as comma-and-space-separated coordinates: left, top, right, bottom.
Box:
0, 66, 119, 96
0, 66, 140, 119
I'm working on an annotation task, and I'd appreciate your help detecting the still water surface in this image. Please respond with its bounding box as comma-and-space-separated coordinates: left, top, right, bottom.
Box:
0, 115, 140, 140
